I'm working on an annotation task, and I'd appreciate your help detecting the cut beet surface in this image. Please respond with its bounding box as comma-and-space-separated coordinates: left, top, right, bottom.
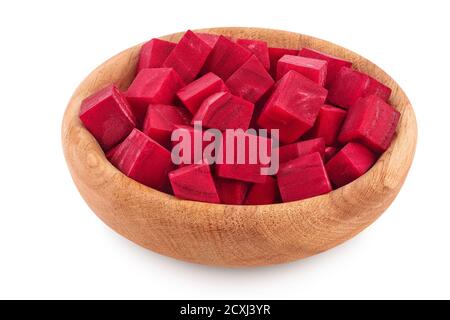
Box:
137, 39, 176, 72
236, 38, 270, 70
192, 92, 254, 130
244, 176, 278, 205
202, 36, 252, 80
225, 55, 274, 103
126, 68, 184, 125
196, 33, 222, 48
169, 163, 220, 203
324, 146, 339, 162
257, 70, 328, 144
277, 152, 332, 202
328, 67, 392, 109
278, 138, 325, 163
215, 178, 248, 205
277, 55, 328, 86
338, 95, 400, 153
309, 105, 347, 146
298, 47, 352, 88
142, 104, 191, 148
109, 129, 174, 192
325, 142, 377, 188
268, 47, 299, 78
176, 72, 228, 115
79, 85, 136, 151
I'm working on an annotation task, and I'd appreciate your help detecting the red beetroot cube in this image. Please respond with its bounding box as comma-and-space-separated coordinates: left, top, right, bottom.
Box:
163, 30, 212, 83
192, 92, 254, 130
309, 105, 347, 146
169, 164, 220, 203
328, 67, 392, 109
109, 129, 173, 191
257, 70, 328, 144
268, 47, 299, 78
277, 55, 328, 86
278, 138, 325, 163
339, 95, 400, 153
236, 39, 270, 70
244, 176, 278, 205
324, 146, 339, 162
215, 178, 248, 205
126, 68, 184, 125
277, 152, 332, 202
225, 55, 274, 103
202, 36, 252, 80
196, 33, 222, 48
176, 72, 228, 115
325, 142, 376, 188
137, 39, 176, 72
216, 132, 272, 184
80, 85, 136, 150
142, 104, 191, 148
299, 47, 352, 87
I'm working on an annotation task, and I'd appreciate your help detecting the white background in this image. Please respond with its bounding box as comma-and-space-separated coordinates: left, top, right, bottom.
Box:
0, 0, 449, 300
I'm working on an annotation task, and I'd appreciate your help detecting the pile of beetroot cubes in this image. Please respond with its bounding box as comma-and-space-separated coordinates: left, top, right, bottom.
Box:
79, 30, 400, 205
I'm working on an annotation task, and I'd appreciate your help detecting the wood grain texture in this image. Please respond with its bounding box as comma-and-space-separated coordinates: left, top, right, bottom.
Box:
62, 27, 417, 267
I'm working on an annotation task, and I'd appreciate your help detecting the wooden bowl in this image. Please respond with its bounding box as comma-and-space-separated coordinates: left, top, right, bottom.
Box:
62, 27, 417, 267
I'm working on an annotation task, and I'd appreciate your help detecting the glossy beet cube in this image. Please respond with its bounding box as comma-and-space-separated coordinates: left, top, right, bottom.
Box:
142, 104, 191, 148
298, 47, 352, 87
268, 47, 299, 78
163, 30, 212, 83
196, 33, 222, 48
277, 152, 332, 202
137, 39, 176, 72
192, 92, 254, 130
309, 105, 347, 146
339, 95, 400, 153
176, 72, 228, 115
277, 55, 328, 86
325, 142, 377, 188
126, 68, 184, 125
324, 146, 339, 162
109, 129, 174, 191
169, 164, 220, 203
257, 70, 328, 144
225, 55, 274, 103
203, 36, 252, 80
244, 176, 278, 205
215, 178, 248, 205
236, 39, 270, 70
79, 85, 136, 151
278, 138, 325, 163
328, 67, 392, 109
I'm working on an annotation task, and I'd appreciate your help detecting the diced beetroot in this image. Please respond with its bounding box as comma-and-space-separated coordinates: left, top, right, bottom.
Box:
338, 95, 400, 153
277, 152, 332, 202
277, 55, 328, 86
257, 70, 328, 144
325, 142, 377, 188
109, 129, 174, 191
225, 55, 274, 103
328, 67, 392, 109
215, 178, 248, 205
236, 39, 270, 70
309, 105, 347, 146
80, 85, 136, 150
202, 36, 252, 80
126, 68, 184, 125
196, 33, 221, 48
268, 47, 299, 78
192, 92, 254, 130
142, 104, 191, 148
278, 138, 325, 163
324, 146, 339, 162
105, 144, 119, 160
169, 163, 220, 203
171, 125, 212, 165
137, 39, 176, 72
244, 176, 278, 205
216, 133, 272, 183
163, 30, 212, 83
298, 48, 352, 87
176, 72, 228, 115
